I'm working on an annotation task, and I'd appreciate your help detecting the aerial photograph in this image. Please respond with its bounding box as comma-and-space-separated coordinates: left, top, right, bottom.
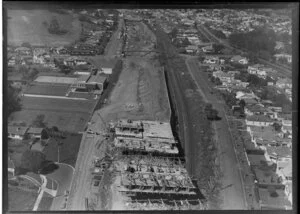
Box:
4, 3, 294, 211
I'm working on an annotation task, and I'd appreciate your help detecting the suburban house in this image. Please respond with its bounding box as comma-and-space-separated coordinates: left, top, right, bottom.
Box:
55, 46, 69, 55
245, 115, 274, 127
275, 78, 292, 89
202, 44, 214, 53
213, 70, 234, 83
8, 56, 16, 67
236, 91, 259, 100
247, 64, 267, 79
203, 56, 219, 64
257, 183, 292, 210
230, 55, 249, 65
274, 54, 292, 64
27, 127, 47, 139
15, 47, 31, 55
244, 104, 267, 116
8, 125, 29, 140
185, 45, 199, 54
8, 159, 15, 176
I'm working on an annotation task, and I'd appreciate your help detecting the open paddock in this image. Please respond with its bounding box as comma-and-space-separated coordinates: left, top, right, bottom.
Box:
9, 109, 91, 133
24, 83, 70, 97
21, 97, 97, 114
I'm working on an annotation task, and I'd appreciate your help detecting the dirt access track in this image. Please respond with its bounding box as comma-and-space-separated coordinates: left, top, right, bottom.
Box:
99, 21, 170, 123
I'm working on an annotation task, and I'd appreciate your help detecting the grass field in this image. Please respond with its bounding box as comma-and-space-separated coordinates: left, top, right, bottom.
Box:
9, 109, 91, 132
8, 186, 38, 211
8, 96, 97, 132
21, 97, 97, 113
37, 193, 54, 211
25, 83, 70, 97
7, 9, 81, 46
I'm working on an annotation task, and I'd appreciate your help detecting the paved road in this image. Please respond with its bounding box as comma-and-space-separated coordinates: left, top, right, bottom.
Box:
185, 57, 247, 209
66, 132, 103, 210
47, 163, 74, 210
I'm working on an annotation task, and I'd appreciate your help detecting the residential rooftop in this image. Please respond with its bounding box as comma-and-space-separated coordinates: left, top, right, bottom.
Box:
258, 186, 292, 209
8, 125, 29, 136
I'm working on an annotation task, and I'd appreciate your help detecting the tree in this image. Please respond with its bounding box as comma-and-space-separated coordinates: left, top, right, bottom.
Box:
215, 77, 222, 86
21, 42, 31, 48
273, 122, 282, 132
18, 150, 46, 174
7, 85, 22, 116
239, 99, 246, 110
169, 27, 178, 39
212, 43, 225, 53
182, 37, 191, 46
32, 114, 47, 128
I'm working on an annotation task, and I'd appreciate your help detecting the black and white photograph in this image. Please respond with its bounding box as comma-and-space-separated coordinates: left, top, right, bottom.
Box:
2, 1, 297, 212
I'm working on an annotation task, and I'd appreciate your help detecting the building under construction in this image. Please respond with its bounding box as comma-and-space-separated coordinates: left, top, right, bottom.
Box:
114, 155, 196, 195
108, 119, 206, 209
112, 119, 178, 155
125, 198, 207, 210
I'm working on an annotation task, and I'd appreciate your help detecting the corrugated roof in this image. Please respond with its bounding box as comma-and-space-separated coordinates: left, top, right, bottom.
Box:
87, 75, 107, 84
77, 75, 91, 83
27, 127, 44, 134
34, 76, 77, 84
246, 115, 274, 122
8, 126, 29, 135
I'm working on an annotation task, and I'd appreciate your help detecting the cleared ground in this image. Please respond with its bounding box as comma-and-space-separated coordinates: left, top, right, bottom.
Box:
7, 9, 81, 46
99, 21, 170, 123
67, 19, 170, 211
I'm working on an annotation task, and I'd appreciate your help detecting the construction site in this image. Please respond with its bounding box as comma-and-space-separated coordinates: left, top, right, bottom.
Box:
67, 13, 206, 211
95, 119, 206, 210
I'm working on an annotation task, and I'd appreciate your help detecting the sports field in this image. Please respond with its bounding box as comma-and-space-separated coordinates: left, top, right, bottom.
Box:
21, 97, 97, 113
25, 83, 70, 97
7, 9, 81, 46
9, 96, 97, 132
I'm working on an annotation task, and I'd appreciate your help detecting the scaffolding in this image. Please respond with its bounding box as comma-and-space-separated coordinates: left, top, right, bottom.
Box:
114, 137, 178, 154
120, 171, 196, 195
116, 155, 187, 175
125, 198, 206, 210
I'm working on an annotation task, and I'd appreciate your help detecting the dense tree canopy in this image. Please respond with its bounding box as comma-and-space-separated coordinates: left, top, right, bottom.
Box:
7, 85, 22, 116
229, 27, 276, 57
19, 150, 46, 174
32, 114, 47, 128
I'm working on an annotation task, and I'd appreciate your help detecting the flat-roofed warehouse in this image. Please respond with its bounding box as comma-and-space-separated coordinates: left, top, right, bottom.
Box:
34, 76, 78, 84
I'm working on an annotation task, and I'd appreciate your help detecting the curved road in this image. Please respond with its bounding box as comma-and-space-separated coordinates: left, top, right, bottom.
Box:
46, 163, 74, 210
